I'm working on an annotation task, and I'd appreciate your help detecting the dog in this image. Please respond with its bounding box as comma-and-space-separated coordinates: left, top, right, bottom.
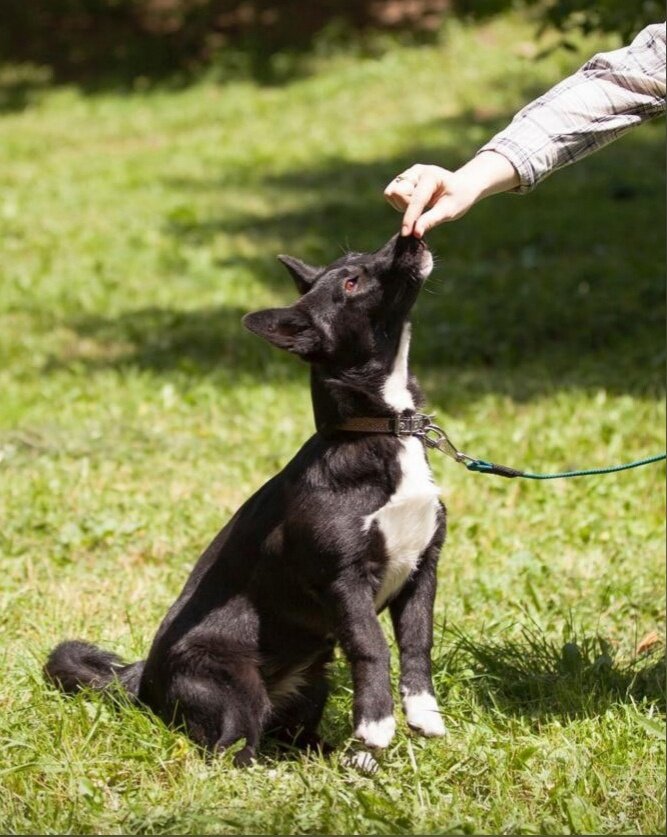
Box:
44, 233, 446, 766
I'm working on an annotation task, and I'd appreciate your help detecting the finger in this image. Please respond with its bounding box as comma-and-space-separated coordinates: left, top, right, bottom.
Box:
413, 199, 457, 237
413, 208, 445, 238
401, 164, 424, 182
385, 164, 423, 195
386, 193, 406, 212
401, 172, 439, 236
385, 178, 419, 215
384, 173, 418, 199
385, 183, 414, 211
391, 164, 423, 184
384, 179, 413, 200
392, 196, 409, 212
383, 181, 409, 212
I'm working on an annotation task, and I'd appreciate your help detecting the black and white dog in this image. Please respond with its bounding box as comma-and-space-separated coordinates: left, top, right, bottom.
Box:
45, 233, 446, 765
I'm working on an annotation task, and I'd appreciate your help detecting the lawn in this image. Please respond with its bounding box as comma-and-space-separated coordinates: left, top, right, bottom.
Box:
0, 12, 665, 835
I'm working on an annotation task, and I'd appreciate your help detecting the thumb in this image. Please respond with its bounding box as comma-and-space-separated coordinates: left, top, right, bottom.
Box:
413, 198, 456, 238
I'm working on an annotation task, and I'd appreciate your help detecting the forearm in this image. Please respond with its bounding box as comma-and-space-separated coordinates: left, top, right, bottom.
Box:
454, 150, 520, 204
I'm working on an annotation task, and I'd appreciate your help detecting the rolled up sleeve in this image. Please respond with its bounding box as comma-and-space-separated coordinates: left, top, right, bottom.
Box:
478, 23, 667, 193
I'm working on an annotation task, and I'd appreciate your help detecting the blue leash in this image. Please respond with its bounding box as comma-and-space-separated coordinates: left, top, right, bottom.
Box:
464, 452, 667, 480
420, 418, 667, 480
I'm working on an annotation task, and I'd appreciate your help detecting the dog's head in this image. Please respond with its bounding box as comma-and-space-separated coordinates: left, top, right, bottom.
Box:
243, 234, 433, 368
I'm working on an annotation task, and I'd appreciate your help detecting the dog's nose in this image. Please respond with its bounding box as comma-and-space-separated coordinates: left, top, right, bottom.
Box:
393, 233, 427, 258
375, 232, 428, 265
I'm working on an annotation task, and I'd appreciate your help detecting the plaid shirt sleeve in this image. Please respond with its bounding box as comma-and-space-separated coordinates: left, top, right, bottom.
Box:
478, 23, 667, 193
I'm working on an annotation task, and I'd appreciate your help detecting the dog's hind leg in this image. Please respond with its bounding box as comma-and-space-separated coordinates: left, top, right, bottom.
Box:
214, 710, 263, 767
170, 662, 271, 765
267, 661, 333, 754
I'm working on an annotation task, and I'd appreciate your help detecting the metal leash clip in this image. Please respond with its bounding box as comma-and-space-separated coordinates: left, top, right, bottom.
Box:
417, 418, 473, 466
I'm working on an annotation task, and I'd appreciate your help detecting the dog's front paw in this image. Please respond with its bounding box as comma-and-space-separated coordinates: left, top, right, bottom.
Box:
354, 715, 396, 749
403, 692, 446, 737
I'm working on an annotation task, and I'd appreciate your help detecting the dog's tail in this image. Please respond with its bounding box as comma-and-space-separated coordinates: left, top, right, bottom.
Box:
44, 640, 144, 699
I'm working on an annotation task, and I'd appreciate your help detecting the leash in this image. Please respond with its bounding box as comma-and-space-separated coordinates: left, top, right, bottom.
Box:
333, 413, 667, 480
462, 452, 667, 479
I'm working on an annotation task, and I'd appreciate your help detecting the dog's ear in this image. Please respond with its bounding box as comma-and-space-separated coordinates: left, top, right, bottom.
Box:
243, 307, 322, 358
277, 255, 320, 295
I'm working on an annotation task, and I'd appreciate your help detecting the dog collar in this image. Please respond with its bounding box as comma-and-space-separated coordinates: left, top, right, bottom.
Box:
333, 413, 432, 437
326, 412, 467, 463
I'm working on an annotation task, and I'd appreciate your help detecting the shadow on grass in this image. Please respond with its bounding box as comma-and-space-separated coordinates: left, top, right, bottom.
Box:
163, 116, 665, 399
443, 621, 666, 719
50, 304, 272, 377
49, 110, 665, 408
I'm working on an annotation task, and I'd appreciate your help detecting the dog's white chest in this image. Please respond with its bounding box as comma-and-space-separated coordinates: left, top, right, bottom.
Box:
364, 437, 440, 609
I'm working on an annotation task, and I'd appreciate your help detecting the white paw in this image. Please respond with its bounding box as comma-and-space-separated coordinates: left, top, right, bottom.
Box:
403, 692, 446, 737
355, 715, 396, 749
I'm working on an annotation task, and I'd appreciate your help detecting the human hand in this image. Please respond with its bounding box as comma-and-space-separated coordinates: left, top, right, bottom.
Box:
384, 164, 476, 238
384, 153, 520, 237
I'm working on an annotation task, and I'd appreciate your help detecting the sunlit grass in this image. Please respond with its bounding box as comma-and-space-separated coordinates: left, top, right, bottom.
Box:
0, 12, 664, 835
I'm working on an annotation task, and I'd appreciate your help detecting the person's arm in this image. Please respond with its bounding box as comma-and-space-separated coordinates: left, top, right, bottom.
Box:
480, 22, 666, 194
386, 22, 666, 237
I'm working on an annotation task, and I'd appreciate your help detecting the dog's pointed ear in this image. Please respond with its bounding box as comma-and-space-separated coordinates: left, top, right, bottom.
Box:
277, 255, 320, 295
243, 307, 322, 358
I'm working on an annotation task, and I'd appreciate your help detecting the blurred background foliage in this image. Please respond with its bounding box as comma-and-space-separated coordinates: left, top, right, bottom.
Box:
1, 0, 663, 87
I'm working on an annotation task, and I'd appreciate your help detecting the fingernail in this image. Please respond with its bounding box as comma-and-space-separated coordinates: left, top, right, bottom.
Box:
401, 225, 409, 236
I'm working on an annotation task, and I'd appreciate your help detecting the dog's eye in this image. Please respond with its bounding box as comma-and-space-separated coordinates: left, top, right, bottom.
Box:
344, 276, 358, 293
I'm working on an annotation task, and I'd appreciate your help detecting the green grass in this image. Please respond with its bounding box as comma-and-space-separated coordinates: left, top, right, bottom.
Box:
1, 13, 665, 835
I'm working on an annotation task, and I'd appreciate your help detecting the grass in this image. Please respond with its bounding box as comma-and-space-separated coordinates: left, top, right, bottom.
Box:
0, 12, 665, 835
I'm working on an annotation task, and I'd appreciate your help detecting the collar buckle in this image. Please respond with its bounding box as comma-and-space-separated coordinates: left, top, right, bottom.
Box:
391, 413, 430, 436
